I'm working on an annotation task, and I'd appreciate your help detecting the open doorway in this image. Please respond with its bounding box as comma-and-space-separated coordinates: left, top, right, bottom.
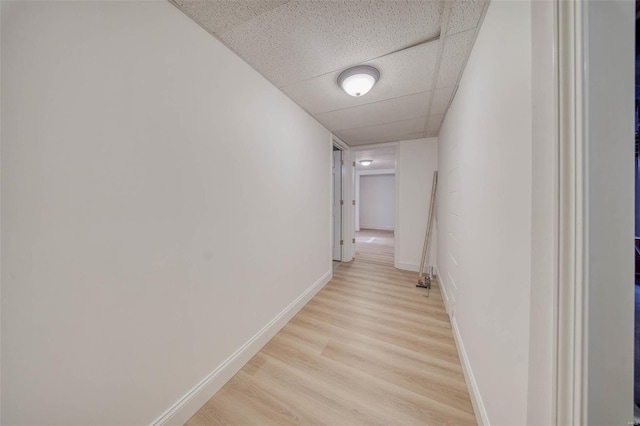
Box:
353, 146, 396, 266
332, 145, 343, 269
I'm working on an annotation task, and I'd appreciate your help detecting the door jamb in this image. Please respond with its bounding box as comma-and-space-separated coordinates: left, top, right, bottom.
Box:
556, 0, 587, 423
349, 142, 398, 264
332, 136, 353, 262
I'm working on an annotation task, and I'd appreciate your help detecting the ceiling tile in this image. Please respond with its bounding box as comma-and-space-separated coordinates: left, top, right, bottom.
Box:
446, 0, 487, 36
282, 41, 439, 115
172, 0, 289, 37
431, 86, 455, 115
335, 117, 426, 145
437, 28, 476, 88
219, 0, 444, 87
316, 91, 430, 132
172, 0, 487, 148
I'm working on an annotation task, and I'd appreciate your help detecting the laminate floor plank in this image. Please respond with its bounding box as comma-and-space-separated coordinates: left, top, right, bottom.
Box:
186, 229, 476, 425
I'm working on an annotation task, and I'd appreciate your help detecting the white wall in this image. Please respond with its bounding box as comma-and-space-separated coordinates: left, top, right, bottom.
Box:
395, 138, 437, 272
359, 174, 394, 231
436, 1, 532, 425
527, 1, 556, 424
584, 1, 634, 423
0, 2, 331, 425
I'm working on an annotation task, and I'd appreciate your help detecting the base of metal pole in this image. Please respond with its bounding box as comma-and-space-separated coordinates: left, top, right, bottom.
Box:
416, 275, 431, 297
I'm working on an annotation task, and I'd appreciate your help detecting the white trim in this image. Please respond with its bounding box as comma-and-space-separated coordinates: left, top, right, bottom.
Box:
359, 225, 394, 231
333, 135, 354, 262
330, 135, 338, 263
350, 143, 399, 264
395, 261, 420, 272
556, 0, 588, 424
332, 135, 349, 151
397, 260, 441, 275
151, 270, 333, 426
433, 266, 452, 317
451, 317, 490, 426
341, 149, 355, 262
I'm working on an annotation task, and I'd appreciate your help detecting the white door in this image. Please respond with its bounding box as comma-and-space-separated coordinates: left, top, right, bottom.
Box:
332, 149, 342, 261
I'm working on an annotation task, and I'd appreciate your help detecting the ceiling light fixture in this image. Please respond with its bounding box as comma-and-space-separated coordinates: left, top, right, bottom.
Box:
337, 65, 380, 97
359, 160, 373, 167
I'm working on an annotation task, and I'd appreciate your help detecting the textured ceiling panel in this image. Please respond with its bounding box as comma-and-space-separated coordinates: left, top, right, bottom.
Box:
172, 0, 289, 37
281, 42, 439, 115
349, 132, 426, 147
220, 0, 444, 87
446, 0, 487, 36
431, 86, 455, 115
171, 0, 488, 144
316, 91, 431, 132
436, 28, 476, 88
335, 117, 426, 145
426, 113, 445, 137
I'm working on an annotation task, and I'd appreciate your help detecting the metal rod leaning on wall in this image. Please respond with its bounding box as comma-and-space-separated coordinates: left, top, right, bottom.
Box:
417, 171, 438, 296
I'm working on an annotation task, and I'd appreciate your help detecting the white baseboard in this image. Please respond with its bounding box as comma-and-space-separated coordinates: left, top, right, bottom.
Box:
451, 316, 490, 426
434, 265, 452, 317
359, 225, 395, 231
396, 261, 439, 273
395, 260, 419, 272
151, 269, 333, 426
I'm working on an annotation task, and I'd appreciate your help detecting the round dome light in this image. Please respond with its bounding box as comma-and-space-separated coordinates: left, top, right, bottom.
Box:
337, 65, 380, 97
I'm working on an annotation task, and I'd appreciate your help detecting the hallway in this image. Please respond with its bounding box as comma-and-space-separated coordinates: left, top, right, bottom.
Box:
355, 229, 395, 267
187, 230, 475, 425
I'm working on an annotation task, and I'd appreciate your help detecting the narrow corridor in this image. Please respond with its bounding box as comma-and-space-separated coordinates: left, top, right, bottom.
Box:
187, 229, 475, 425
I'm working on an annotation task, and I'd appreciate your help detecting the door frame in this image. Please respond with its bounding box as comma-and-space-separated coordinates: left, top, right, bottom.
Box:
331, 147, 343, 261
348, 141, 398, 263
556, 0, 586, 422
555, 0, 635, 424
332, 136, 353, 262
355, 168, 395, 232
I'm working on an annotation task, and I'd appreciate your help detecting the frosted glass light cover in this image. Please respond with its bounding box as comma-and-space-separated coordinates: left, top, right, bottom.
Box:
342, 74, 376, 97
337, 65, 380, 97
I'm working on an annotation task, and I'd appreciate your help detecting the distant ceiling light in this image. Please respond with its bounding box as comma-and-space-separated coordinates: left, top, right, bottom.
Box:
359, 160, 373, 166
337, 65, 380, 97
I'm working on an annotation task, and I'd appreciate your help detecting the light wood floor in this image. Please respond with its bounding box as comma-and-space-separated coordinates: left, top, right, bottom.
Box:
186, 229, 476, 425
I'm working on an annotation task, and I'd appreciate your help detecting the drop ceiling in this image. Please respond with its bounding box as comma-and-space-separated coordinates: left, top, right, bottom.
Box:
354, 146, 397, 171
171, 0, 488, 147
